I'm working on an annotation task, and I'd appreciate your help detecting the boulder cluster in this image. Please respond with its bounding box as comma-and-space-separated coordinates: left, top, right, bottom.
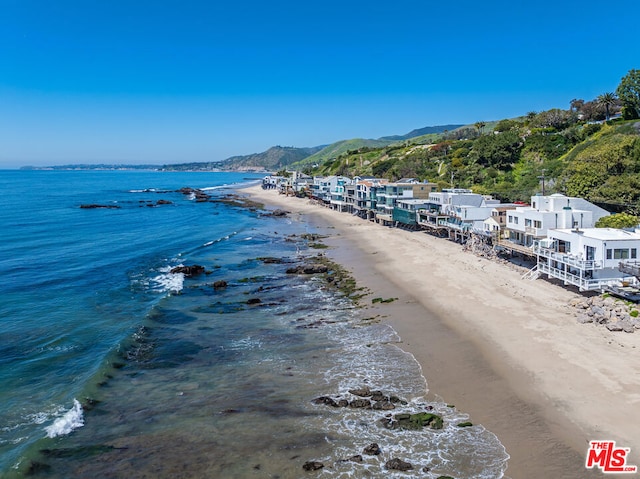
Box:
306, 386, 458, 476
571, 295, 640, 333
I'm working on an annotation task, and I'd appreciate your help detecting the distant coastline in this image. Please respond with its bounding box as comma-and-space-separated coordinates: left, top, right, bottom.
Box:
19, 164, 271, 173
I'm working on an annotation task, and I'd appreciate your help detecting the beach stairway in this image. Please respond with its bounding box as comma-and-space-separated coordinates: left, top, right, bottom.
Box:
522, 264, 540, 280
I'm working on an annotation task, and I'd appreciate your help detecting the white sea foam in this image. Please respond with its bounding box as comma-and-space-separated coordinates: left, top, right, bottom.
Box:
150, 265, 184, 294
44, 399, 84, 438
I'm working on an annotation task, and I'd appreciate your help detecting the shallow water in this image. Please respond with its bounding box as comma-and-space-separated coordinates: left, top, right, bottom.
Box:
0, 170, 508, 478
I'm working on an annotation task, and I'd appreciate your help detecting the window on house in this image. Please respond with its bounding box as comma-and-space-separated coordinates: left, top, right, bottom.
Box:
607, 249, 612, 260
513, 217, 519, 225
508, 215, 512, 222
632, 248, 637, 259
614, 249, 630, 259
534, 220, 542, 228
525, 219, 532, 226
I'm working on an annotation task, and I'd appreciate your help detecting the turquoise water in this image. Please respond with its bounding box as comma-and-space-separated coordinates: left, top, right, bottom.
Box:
0, 170, 509, 478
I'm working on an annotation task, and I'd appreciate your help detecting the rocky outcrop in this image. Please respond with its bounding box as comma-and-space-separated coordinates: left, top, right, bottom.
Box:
302, 461, 324, 471
285, 264, 329, 274
385, 457, 413, 471
571, 296, 640, 333
80, 204, 120, 209
266, 209, 289, 217
177, 187, 211, 202
170, 265, 206, 277
379, 412, 444, 430
363, 443, 381, 455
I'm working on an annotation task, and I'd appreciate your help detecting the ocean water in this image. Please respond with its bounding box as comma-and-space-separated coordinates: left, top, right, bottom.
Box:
0, 170, 509, 478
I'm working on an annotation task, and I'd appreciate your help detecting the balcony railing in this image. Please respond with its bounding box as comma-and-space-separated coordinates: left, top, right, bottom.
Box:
532, 244, 603, 270
537, 263, 631, 292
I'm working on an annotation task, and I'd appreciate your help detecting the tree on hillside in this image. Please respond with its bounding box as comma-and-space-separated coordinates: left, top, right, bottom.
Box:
580, 100, 606, 122
616, 69, 640, 119
597, 92, 617, 121
570, 98, 585, 112
531, 108, 577, 130
474, 121, 486, 135
469, 130, 523, 169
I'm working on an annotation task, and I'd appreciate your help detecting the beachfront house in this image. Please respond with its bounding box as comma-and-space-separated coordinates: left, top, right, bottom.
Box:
353, 178, 389, 220
483, 205, 520, 237
392, 198, 432, 228
375, 179, 438, 226
533, 227, 640, 292
311, 176, 349, 204
417, 189, 498, 239
329, 176, 354, 212
343, 183, 356, 213
501, 194, 610, 255
291, 172, 313, 195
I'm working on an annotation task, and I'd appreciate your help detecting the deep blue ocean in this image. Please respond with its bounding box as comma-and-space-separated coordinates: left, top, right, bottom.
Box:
0, 170, 508, 478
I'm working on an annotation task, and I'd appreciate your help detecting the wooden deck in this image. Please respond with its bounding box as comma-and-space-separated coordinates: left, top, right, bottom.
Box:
493, 238, 536, 257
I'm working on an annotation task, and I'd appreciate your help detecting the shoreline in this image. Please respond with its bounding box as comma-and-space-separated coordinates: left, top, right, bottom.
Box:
243, 185, 640, 479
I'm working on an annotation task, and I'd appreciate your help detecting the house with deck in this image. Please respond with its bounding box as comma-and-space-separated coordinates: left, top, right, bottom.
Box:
393, 198, 432, 228
328, 176, 353, 212
532, 227, 640, 292
374, 179, 438, 226
416, 189, 502, 240
353, 178, 389, 220
483, 204, 520, 237
500, 194, 610, 256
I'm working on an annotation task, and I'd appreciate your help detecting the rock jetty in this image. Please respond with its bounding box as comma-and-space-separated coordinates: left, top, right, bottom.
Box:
571, 295, 640, 333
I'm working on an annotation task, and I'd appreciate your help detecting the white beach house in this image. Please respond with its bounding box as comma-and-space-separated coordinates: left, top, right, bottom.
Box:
503, 194, 610, 253
533, 227, 640, 291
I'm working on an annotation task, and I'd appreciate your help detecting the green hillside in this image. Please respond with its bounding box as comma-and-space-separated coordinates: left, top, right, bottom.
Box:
164, 145, 324, 171
380, 124, 465, 141
293, 138, 397, 168
309, 117, 640, 212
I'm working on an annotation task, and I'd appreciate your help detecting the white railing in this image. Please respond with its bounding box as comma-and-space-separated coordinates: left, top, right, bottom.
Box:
537, 263, 630, 291
533, 245, 603, 270
522, 265, 539, 280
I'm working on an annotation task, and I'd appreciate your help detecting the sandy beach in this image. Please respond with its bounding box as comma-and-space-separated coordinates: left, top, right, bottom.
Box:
244, 184, 640, 479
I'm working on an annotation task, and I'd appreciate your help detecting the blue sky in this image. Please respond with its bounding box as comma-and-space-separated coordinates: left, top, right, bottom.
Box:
1, 0, 638, 167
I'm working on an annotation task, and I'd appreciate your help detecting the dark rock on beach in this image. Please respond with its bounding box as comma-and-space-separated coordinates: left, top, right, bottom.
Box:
385, 457, 413, 471
285, 264, 329, 275
212, 280, 228, 289
379, 412, 444, 430
302, 461, 324, 471
312, 396, 339, 407
349, 398, 372, 409
246, 298, 262, 305
343, 454, 363, 463
177, 187, 211, 202
266, 208, 289, 217
170, 265, 206, 277
363, 443, 381, 455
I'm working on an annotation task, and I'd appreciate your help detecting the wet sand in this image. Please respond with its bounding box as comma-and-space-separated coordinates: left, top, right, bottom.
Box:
244, 185, 640, 479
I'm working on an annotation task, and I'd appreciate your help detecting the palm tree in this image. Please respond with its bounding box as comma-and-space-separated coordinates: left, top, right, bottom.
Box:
474, 121, 486, 136
597, 92, 617, 121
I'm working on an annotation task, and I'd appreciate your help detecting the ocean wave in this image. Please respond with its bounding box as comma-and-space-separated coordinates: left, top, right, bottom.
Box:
149, 266, 185, 294
44, 399, 84, 438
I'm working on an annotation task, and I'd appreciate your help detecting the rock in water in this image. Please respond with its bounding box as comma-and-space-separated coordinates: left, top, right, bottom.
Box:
302, 461, 324, 471
385, 458, 413, 471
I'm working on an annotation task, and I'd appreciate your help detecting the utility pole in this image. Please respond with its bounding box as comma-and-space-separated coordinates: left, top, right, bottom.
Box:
537, 169, 546, 196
